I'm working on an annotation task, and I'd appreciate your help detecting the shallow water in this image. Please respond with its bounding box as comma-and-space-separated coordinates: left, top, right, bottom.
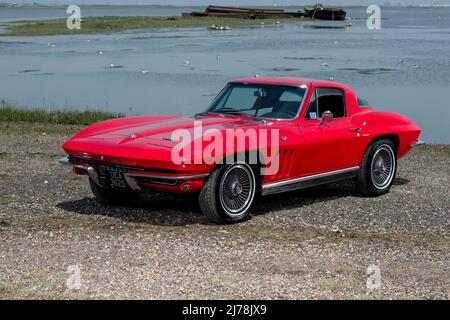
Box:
0, 6, 449, 143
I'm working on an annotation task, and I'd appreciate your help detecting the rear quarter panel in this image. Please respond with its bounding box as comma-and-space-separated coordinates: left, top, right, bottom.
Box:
353, 111, 421, 159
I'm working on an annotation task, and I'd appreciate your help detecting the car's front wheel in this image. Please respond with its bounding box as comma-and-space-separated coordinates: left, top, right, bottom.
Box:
355, 138, 397, 196
89, 178, 140, 205
199, 162, 257, 224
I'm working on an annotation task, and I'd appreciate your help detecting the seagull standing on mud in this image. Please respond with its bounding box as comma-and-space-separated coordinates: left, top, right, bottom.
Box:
184, 60, 190, 65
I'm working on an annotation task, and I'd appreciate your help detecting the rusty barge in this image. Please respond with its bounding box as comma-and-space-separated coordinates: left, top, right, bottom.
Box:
182, 4, 346, 21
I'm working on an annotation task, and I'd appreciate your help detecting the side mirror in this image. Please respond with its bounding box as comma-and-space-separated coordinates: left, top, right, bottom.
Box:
319, 110, 333, 125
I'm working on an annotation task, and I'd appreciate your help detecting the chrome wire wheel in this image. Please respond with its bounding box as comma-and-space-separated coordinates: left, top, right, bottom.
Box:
219, 163, 256, 216
370, 144, 396, 190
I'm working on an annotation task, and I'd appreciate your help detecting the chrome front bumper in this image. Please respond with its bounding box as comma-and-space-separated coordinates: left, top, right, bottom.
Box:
59, 156, 101, 186
59, 156, 208, 191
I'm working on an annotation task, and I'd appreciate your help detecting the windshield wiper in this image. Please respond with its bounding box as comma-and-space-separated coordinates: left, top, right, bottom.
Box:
194, 111, 213, 118
213, 107, 244, 115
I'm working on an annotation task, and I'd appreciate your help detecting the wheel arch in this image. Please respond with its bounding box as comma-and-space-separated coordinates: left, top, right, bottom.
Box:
216, 150, 264, 191
357, 134, 399, 166
220, 150, 263, 169
368, 134, 399, 153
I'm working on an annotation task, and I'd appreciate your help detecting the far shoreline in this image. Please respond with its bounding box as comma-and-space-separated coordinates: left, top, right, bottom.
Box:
0, 15, 311, 37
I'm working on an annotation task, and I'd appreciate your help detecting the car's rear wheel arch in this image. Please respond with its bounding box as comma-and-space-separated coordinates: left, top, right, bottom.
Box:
368, 134, 399, 154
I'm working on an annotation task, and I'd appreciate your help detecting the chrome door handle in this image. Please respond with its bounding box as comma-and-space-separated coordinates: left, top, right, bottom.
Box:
349, 127, 361, 132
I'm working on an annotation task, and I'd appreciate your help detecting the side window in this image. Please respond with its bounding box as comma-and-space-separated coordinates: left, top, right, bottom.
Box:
304, 90, 318, 120
316, 88, 345, 118
357, 96, 370, 107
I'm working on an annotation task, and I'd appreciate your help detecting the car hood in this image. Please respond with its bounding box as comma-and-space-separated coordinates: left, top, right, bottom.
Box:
62, 114, 280, 163
70, 115, 268, 147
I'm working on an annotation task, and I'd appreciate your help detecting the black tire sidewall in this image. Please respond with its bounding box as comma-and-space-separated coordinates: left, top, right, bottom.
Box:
214, 163, 258, 223
365, 139, 397, 195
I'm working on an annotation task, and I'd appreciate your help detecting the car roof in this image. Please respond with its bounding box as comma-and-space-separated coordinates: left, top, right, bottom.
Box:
230, 77, 347, 89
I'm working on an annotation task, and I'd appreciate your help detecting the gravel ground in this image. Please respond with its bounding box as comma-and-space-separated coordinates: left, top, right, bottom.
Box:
0, 122, 448, 299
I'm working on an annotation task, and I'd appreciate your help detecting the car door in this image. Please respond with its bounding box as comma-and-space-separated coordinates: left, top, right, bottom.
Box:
298, 87, 361, 175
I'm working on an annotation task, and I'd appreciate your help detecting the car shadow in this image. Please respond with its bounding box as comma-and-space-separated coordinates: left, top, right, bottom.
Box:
56, 192, 205, 226
56, 177, 409, 226
253, 180, 355, 216
393, 177, 410, 185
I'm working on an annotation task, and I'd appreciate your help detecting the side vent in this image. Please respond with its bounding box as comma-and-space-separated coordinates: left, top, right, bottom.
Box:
275, 148, 295, 180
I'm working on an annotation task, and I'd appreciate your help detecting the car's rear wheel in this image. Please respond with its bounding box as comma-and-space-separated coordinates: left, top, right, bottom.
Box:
199, 162, 257, 224
89, 178, 140, 205
355, 138, 397, 196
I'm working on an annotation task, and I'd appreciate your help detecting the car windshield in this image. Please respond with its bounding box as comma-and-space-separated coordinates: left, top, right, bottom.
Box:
205, 83, 307, 120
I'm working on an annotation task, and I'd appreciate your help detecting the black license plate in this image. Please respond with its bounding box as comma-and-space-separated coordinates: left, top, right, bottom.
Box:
98, 165, 128, 189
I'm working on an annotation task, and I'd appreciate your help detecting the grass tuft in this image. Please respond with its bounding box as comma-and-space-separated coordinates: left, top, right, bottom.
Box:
0, 104, 123, 125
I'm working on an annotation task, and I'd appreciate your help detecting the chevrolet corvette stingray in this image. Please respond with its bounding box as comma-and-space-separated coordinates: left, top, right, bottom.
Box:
60, 77, 423, 224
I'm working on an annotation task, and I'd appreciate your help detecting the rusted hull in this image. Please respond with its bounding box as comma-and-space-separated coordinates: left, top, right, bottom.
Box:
183, 12, 302, 19
183, 5, 304, 19
183, 5, 346, 21
304, 8, 346, 21
206, 5, 285, 15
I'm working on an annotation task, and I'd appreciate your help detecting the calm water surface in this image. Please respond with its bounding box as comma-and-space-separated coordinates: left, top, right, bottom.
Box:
0, 6, 449, 143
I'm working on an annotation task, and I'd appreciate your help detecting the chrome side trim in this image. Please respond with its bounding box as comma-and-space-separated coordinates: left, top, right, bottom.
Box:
410, 139, 425, 147
261, 166, 360, 196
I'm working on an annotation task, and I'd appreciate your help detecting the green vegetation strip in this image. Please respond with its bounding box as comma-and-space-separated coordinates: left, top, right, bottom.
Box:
1, 16, 307, 36
0, 106, 123, 125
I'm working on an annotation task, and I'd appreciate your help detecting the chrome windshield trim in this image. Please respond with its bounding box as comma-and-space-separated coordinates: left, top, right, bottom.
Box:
205, 83, 309, 122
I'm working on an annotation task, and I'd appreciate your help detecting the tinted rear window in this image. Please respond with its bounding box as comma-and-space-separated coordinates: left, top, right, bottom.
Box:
357, 96, 370, 106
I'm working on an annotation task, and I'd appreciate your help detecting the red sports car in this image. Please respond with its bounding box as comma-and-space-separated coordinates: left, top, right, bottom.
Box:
60, 77, 423, 224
